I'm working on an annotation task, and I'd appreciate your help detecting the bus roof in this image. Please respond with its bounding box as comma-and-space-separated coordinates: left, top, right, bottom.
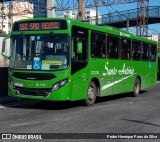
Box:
13, 17, 157, 44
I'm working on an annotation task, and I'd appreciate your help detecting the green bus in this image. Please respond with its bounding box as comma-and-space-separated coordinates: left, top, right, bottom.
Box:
1, 18, 158, 106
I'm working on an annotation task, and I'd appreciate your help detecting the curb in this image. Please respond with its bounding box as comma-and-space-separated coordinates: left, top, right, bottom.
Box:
0, 96, 18, 104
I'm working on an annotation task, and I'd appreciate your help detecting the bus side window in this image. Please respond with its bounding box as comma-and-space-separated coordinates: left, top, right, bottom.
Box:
142, 43, 149, 61
101, 37, 107, 58
91, 32, 106, 58
72, 26, 88, 62
72, 37, 87, 61
121, 38, 131, 60
150, 44, 157, 62
132, 41, 141, 60
71, 26, 88, 74
107, 35, 119, 59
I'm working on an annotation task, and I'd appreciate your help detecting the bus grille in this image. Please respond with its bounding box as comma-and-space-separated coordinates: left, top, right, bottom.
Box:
12, 72, 56, 80
15, 87, 51, 97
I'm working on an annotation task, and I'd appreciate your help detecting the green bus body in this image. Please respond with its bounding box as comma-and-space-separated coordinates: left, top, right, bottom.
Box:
6, 18, 158, 105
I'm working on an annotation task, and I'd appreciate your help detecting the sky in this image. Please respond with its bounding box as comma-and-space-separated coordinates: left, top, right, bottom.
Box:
55, 0, 159, 35
96, 0, 160, 35
5, 0, 160, 35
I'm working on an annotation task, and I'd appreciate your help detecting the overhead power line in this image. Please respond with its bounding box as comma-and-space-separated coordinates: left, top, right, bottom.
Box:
56, 0, 137, 11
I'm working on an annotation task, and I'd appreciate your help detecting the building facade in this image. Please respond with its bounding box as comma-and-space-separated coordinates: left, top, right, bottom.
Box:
58, 9, 101, 24
59, 11, 78, 19
0, 2, 33, 34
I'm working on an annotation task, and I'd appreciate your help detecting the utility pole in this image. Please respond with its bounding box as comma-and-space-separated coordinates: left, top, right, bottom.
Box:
78, 0, 85, 21
95, 0, 98, 25
136, 0, 149, 37
47, 0, 56, 17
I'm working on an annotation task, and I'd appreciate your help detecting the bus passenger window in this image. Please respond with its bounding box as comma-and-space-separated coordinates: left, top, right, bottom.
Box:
71, 26, 88, 74
72, 38, 87, 61
150, 44, 157, 62
132, 41, 141, 60
101, 37, 106, 58
107, 35, 119, 59
142, 43, 149, 61
91, 32, 106, 58
121, 38, 131, 60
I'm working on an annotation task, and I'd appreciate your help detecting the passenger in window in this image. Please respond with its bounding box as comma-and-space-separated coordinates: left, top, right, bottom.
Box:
107, 47, 111, 58
100, 38, 106, 58
150, 47, 156, 61
91, 51, 94, 57
134, 52, 139, 59
142, 52, 149, 60
113, 46, 118, 58
91, 44, 95, 57
126, 52, 130, 59
150, 54, 155, 61
134, 45, 141, 60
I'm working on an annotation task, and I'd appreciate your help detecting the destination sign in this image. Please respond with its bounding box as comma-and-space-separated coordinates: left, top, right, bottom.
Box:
13, 20, 67, 31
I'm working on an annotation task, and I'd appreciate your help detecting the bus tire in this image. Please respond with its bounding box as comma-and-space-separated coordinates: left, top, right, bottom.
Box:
133, 78, 141, 97
84, 81, 97, 106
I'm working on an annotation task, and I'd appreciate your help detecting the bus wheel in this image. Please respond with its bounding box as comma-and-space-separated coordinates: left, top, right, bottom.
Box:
84, 81, 97, 106
133, 78, 141, 97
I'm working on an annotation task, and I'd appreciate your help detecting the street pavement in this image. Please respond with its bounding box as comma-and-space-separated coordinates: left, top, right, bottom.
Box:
0, 96, 17, 104
0, 83, 160, 141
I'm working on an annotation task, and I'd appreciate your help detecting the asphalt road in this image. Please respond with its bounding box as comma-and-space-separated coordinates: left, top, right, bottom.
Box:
0, 83, 160, 141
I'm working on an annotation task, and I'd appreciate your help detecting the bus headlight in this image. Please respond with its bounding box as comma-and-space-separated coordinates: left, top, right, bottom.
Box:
52, 78, 68, 91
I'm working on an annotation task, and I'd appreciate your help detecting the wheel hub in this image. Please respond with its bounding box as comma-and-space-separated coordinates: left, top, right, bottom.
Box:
88, 87, 95, 100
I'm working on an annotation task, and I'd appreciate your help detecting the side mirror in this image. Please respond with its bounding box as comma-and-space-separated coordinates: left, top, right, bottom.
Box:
1, 37, 11, 59
77, 42, 82, 54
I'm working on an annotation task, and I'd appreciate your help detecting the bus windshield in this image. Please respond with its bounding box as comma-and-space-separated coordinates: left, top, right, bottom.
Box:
9, 34, 69, 70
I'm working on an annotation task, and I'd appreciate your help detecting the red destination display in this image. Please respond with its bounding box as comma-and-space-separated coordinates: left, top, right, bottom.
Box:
19, 22, 59, 30
13, 20, 67, 31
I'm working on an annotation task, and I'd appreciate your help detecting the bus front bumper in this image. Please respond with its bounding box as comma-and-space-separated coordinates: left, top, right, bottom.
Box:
8, 82, 72, 101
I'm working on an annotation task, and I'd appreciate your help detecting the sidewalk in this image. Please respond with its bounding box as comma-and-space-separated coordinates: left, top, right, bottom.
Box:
0, 96, 18, 104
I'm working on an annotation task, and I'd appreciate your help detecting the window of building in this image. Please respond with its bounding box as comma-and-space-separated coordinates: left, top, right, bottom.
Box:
9, 23, 11, 28
2, 16, 6, 20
